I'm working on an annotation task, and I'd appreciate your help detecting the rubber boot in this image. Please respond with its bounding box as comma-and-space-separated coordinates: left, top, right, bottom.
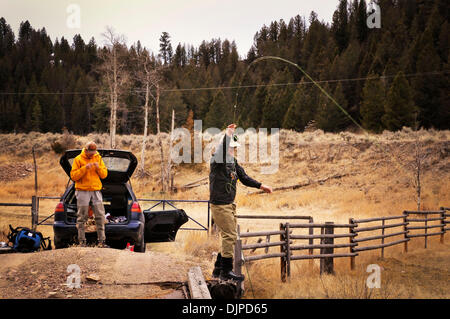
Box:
220, 257, 245, 281
212, 253, 222, 278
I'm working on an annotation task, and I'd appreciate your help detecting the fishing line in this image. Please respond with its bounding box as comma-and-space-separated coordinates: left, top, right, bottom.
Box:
233, 55, 423, 198
233, 55, 364, 130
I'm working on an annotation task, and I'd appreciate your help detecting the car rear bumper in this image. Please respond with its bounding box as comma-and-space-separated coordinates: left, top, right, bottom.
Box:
53, 220, 144, 243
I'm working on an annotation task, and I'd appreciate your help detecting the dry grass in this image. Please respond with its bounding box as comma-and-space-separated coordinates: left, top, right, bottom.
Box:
0, 128, 449, 298
243, 237, 450, 299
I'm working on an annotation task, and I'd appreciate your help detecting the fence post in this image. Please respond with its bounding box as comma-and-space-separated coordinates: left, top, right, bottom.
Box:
440, 209, 445, 244
308, 217, 314, 268
349, 218, 356, 270
31, 196, 38, 231
320, 222, 334, 275
234, 224, 244, 295
381, 218, 385, 259
403, 211, 409, 253
285, 222, 291, 280
207, 201, 211, 235
424, 212, 428, 249
280, 223, 287, 282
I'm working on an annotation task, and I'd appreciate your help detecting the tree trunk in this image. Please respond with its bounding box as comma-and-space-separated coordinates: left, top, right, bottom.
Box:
155, 84, 165, 192
140, 81, 150, 174
167, 109, 175, 192
110, 46, 118, 149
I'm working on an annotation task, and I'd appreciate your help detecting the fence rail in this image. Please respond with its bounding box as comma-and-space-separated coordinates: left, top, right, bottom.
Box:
348, 215, 410, 268
235, 207, 449, 281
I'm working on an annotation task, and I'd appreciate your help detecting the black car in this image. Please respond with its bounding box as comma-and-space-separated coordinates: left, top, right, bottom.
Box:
53, 149, 188, 252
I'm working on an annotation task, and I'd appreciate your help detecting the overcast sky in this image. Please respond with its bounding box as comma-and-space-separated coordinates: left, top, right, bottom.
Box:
1, 0, 338, 57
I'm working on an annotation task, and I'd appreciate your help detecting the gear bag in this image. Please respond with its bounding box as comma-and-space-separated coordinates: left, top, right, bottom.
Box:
7, 225, 52, 252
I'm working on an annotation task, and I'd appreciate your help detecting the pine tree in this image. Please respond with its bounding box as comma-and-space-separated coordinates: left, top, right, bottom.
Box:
316, 83, 350, 132
411, 27, 446, 128
332, 0, 349, 53
360, 73, 386, 133
30, 98, 42, 132
282, 80, 317, 131
204, 91, 229, 129
382, 71, 418, 131
159, 32, 173, 65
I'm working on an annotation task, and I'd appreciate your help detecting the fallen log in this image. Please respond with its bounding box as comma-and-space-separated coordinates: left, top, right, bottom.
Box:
182, 177, 208, 187
248, 173, 350, 195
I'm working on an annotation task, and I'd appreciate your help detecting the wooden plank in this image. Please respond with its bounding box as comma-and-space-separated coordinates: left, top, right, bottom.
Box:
242, 241, 287, 250
406, 217, 444, 222
236, 215, 311, 220
404, 210, 445, 215
353, 215, 404, 223
239, 230, 286, 238
187, 266, 211, 299
0, 203, 32, 207
290, 233, 356, 240
290, 243, 357, 250
356, 222, 407, 232
290, 253, 357, 260
353, 230, 407, 243
289, 223, 356, 228
407, 231, 445, 238
353, 238, 410, 252
244, 253, 286, 262
406, 224, 444, 230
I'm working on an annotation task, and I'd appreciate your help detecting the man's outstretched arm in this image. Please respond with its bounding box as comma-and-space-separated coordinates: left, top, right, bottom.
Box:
235, 163, 272, 193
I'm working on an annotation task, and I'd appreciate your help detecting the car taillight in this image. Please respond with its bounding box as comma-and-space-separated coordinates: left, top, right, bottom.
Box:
131, 202, 141, 213
55, 202, 64, 213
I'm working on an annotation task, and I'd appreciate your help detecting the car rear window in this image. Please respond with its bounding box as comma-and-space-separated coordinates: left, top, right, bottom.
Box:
68, 157, 130, 172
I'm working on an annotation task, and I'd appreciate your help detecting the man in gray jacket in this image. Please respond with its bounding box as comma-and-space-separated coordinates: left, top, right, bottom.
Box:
210, 124, 272, 281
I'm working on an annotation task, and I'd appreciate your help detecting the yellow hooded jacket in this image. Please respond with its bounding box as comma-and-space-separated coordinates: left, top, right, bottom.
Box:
70, 149, 108, 191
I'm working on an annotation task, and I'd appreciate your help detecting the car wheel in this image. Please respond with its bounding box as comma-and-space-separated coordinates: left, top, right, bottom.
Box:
54, 236, 67, 249
134, 229, 146, 253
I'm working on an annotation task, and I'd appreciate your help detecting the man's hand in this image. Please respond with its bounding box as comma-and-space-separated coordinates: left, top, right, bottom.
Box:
260, 184, 273, 194
226, 123, 237, 136
85, 163, 93, 169
93, 162, 99, 169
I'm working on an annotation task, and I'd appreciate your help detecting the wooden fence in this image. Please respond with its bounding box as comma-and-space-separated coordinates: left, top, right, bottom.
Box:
235, 207, 449, 281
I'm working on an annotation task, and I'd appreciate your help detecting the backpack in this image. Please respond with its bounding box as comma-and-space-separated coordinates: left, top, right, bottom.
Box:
7, 225, 52, 253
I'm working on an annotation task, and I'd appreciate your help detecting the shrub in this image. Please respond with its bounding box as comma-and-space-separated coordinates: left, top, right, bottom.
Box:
51, 128, 76, 154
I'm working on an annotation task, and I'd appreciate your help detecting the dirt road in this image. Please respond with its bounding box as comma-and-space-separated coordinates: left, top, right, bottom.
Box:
0, 246, 211, 299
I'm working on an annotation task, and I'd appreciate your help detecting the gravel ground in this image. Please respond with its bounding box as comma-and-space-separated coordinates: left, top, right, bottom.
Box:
0, 246, 211, 299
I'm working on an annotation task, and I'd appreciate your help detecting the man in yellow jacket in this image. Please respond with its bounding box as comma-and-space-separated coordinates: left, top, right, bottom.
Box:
70, 141, 109, 247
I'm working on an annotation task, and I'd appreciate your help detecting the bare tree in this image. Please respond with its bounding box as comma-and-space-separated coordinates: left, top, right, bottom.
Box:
97, 26, 130, 149
133, 47, 169, 191
382, 122, 431, 211
411, 122, 429, 211
134, 48, 159, 177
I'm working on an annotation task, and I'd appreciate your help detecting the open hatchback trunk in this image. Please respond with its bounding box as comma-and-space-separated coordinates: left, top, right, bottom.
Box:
59, 149, 188, 243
